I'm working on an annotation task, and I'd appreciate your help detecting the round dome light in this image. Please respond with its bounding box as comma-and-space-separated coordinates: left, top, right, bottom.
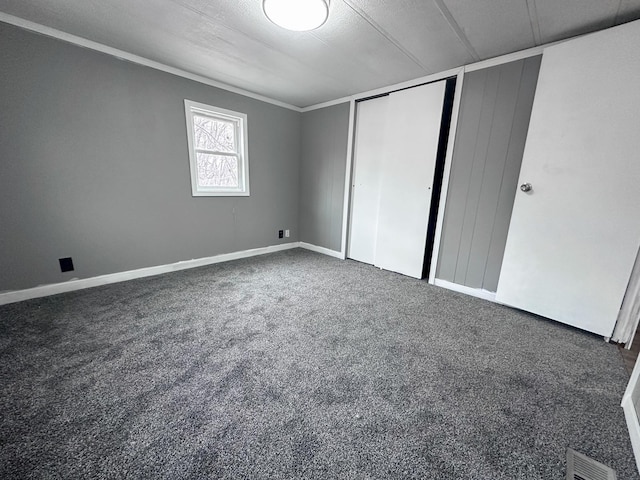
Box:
263, 0, 329, 32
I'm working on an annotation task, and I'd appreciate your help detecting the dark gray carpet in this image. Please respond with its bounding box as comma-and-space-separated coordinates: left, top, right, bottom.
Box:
0, 249, 636, 479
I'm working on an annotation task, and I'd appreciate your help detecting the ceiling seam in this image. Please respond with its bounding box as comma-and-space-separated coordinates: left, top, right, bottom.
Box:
431, 0, 480, 62
168, 0, 350, 92
525, 0, 542, 45
307, 31, 393, 85
340, 0, 429, 71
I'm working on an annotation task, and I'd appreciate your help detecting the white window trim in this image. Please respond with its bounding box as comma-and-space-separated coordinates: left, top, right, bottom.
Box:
184, 99, 250, 197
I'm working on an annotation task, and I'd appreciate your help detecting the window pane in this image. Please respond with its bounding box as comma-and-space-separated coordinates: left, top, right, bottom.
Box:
193, 115, 236, 153
196, 153, 239, 188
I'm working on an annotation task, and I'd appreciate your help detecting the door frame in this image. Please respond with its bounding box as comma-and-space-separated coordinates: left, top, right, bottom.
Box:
339, 68, 464, 262
341, 69, 465, 279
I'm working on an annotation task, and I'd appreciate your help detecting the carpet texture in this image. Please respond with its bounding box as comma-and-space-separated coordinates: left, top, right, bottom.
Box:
0, 249, 637, 479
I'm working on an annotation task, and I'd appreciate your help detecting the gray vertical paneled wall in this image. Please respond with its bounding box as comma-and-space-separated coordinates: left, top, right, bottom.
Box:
436, 56, 542, 292
300, 103, 350, 252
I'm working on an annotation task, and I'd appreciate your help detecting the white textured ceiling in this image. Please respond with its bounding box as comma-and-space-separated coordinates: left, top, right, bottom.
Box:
1, 0, 639, 107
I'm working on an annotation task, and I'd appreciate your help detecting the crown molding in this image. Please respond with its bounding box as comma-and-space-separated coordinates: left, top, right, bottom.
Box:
0, 13, 303, 112
300, 96, 352, 112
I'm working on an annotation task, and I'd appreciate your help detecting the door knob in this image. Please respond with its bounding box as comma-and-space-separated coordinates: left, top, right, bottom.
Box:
520, 183, 532, 193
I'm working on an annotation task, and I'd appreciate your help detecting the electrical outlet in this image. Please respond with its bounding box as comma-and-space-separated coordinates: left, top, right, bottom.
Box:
59, 257, 74, 272
278, 230, 284, 239
285, 229, 290, 238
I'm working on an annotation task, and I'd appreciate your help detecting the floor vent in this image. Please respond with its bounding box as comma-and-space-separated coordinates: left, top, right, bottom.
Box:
566, 448, 617, 480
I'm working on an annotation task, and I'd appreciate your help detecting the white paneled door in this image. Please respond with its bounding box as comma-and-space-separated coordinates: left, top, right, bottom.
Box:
495, 21, 640, 337
348, 81, 446, 278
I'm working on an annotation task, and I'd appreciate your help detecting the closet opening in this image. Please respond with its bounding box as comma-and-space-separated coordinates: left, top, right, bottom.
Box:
348, 76, 457, 279
422, 77, 457, 279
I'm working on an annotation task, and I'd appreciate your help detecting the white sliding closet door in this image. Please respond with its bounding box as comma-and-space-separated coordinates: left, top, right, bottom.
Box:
348, 96, 389, 264
375, 81, 446, 278
495, 20, 640, 337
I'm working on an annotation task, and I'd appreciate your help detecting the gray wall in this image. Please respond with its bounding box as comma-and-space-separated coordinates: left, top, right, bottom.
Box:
300, 103, 350, 252
436, 56, 541, 292
0, 22, 300, 292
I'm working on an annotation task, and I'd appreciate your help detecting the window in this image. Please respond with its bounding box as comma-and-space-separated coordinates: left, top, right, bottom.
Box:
184, 99, 249, 196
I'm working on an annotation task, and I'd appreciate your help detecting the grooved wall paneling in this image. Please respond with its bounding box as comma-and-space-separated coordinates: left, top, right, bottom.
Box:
300, 103, 350, 252
436, 56, 541, 292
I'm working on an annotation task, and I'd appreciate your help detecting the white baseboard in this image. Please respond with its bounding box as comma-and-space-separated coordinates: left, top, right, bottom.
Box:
0, 242, 300, 306
298, 242, 344, 259
433, 278, 497, 302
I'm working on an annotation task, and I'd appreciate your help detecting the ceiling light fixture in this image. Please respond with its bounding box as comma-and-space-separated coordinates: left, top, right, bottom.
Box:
263, 0, 329, 32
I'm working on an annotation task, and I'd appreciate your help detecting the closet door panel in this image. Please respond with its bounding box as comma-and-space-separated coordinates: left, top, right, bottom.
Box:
496, 20, 640, 336
347, 96, 389, 264
375, 81, 446, 278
